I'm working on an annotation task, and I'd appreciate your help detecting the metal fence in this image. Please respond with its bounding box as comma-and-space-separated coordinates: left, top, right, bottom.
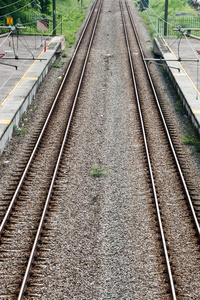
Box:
0, 14, 63, 36
157, 16, 200, 37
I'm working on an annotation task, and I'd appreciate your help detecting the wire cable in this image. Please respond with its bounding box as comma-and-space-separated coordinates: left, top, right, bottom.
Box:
184, 33, 199, 60
147, 5, 176, 28
0, 0, 35, 18
0, 31, 12, 47
0, 0, 24, 10
44, 2, 79, 41
18, 35, 34, 58
0, 0, 92, 97
144, 8, 160, 38
175, 0, 188, 6
0, 35, 42, 94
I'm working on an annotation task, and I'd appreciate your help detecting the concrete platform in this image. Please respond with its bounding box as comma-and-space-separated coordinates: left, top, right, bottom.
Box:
0, 34, 65, 155
153, 37, 200, 136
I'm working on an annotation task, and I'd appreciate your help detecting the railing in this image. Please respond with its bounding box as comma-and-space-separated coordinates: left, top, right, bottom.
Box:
0, 15, 63, 36
157, 16, 200, 37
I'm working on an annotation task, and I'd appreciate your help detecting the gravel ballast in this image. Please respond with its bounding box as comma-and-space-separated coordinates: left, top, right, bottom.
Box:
0, 0, 200, 299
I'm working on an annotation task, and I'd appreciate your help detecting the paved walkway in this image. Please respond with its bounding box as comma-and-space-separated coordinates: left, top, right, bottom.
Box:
164, 37, 200, 100
0, 34, 49, 105
0, 33, 65, 155
154, 37, 200, 135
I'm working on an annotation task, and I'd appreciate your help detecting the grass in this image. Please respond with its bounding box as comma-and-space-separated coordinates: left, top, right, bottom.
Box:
182, 129, 200, 153
13, 113, 28, 136
52, 60, 65, 68
21, 114, 27, 124
90, 166, 108, 178
56, 0, 92, 48
175, 99, 185, 114
13, 125, 27, 136
61, 52, 68, 58
31, 106, 36, 113
12, 0, 92, 50
138, 0, 197, 38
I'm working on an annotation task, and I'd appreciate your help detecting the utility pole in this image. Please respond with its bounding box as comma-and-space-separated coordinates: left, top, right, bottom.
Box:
53, 0, 56, 35
164, 0, 168, 36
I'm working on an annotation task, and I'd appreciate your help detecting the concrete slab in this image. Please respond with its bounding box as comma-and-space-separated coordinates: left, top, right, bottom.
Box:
0, 34, 65, 155
154, 37, 200, 135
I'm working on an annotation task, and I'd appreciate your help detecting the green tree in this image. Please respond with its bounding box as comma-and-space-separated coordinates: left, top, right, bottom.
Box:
0, 0, 30, 24
39, 0, 51, 14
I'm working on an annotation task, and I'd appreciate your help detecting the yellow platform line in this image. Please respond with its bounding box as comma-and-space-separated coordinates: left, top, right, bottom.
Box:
0, 50, 44, 109
0, 119, 11, 124
23, 77, 38, 80
163, 38, 200, 97
172, 73, 186, 76
192, 110, 200, 114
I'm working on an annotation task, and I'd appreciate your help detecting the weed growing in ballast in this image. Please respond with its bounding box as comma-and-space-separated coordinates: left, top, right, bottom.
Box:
182, 129, 200, 153
90, 166, 108, 178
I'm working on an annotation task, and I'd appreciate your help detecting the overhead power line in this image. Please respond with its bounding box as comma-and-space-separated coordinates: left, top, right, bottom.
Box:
148, 5, 175, 28
0, 0, 24, 10
0, 0, 35, 18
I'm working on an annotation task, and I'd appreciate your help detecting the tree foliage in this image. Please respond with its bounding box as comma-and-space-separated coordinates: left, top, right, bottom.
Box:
39, 0, 51, 14
0, 0, 52, 23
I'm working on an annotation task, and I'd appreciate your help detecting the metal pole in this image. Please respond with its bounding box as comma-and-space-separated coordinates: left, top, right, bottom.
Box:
164, 0, 168, 36
53, 0, 56, 35
41, 30, 43, 46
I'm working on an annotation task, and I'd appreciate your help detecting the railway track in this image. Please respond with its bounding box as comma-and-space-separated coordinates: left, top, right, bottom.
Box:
0, 0, 200, 298
0, 0, 103, 298
120, 0, 200, 298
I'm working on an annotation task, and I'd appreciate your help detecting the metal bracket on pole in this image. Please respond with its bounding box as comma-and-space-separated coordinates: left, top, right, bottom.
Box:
174, 25, 200, 41
0, 61, 17, 69
147, 60, 180, 72
1, 57, 47, 61
144, 58, 199, 62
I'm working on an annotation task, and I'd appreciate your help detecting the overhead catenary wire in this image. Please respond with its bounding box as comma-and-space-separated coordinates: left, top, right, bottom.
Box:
20, 2, 76, 27
0, 0, 24, 10
147, 1, 197, 37
175, 0, 188, 6
144, 8, 161, 38
144, 2, 198, 51
18, 35, 34, 58
43, 2, 80, 42
19, 2, 81, 44
0, 0, 85, 94
182, 33, 200, 98
143, 1, 200, 98
0, 0, 35, 18
0, 0, 91, 98
0, 36, 42, 95
184, 33, 200, 60
0, 31, 12, 47
147, 5, 176, 28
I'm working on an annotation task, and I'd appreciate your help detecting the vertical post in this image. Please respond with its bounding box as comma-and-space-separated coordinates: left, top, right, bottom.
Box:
53, 0, 56, 35
41, 30, 43, 46
164, 0, 168, 36
140, 0, 143, 11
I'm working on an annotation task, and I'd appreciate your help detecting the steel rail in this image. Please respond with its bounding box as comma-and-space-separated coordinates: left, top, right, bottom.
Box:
17, 0, 104, 298
125, 1, 200, 236
0, 0, 98, 237
119, 1, 177, 299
